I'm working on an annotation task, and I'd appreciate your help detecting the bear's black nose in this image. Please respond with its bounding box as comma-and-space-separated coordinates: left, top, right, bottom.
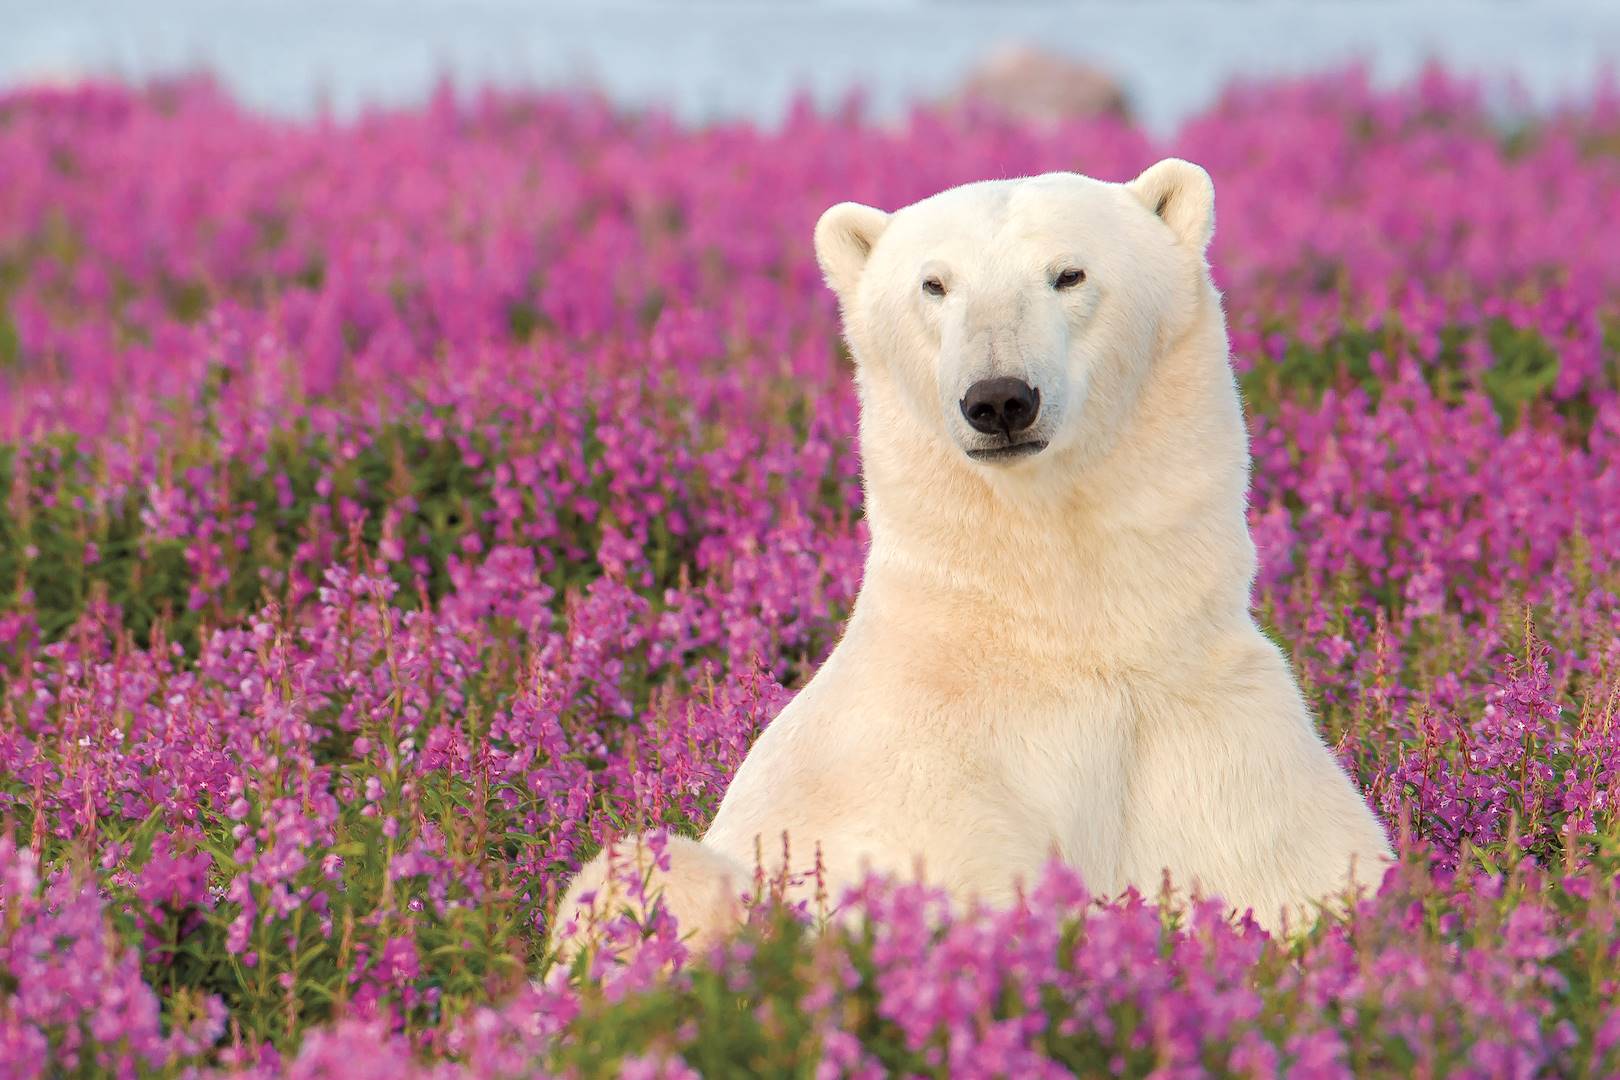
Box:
960, 377, 1040, 436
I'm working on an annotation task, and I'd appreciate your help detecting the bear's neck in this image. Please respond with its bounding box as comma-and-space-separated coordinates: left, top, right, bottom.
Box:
849, 313, 1257, 666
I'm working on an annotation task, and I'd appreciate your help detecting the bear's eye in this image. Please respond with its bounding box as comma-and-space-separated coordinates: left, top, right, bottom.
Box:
1053, 268, 1086, 290
921, 277, 947, 298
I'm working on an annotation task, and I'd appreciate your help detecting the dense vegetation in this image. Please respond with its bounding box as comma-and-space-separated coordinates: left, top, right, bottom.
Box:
2, 70, 1620, 1076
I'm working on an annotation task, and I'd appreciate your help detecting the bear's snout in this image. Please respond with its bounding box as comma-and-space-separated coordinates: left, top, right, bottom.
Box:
960, 377, 1040, 438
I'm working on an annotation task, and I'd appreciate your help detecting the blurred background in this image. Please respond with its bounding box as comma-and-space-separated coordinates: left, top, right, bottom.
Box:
5, 0, 1617, 133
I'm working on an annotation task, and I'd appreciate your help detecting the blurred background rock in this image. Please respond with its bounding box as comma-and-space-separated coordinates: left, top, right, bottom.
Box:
954, 45, 1128, 125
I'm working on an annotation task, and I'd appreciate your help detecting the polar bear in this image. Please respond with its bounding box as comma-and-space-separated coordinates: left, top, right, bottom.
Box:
554, 159, 1392, 958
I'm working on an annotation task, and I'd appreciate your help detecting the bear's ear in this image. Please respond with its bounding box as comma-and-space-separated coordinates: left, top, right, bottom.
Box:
814, 202, 891, 300
1127, 158, 1215, 251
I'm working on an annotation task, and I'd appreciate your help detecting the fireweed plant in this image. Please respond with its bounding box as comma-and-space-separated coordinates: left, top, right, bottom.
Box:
0, 68, 1619, 1077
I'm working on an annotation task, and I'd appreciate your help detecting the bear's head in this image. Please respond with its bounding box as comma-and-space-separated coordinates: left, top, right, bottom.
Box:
814, 160, 1221, 486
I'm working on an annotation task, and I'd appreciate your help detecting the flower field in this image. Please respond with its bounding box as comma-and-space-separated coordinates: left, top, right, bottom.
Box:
2, 68, 1620, 1077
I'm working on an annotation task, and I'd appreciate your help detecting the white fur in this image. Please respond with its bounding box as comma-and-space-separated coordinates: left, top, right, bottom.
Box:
553, 834, 744, 963
555, 160, 1392, 953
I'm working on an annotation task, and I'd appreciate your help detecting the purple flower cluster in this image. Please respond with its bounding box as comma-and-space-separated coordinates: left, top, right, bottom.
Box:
0, 833, 226, 1077
1, 67, 1619, 1075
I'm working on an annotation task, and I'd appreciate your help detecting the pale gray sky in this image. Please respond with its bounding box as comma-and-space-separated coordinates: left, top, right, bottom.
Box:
4, 2, 1616, 133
